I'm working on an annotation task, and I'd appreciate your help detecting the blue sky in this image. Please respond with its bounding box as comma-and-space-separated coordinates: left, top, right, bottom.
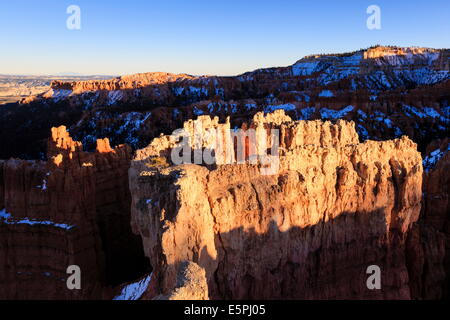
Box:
0, 0, 449, 76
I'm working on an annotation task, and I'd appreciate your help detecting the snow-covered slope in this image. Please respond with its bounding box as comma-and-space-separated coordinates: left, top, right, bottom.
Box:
291, 46, 450, 89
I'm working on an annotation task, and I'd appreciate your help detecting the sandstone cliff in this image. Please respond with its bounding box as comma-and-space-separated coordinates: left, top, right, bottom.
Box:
0, 127, 148, 299
49, 72, 196, 94
129, 110, 424, 299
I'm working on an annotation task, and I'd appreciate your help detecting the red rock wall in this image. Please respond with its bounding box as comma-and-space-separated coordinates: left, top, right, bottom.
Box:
0, 156, 105, 299
50, 72, 196, 93
0, 127, 148, 299
407, 141, 450, 299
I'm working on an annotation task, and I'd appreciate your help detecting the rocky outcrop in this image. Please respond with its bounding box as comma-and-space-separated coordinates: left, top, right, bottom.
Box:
129, 110, 423, 299
154, 261, 209, 300
0, 126, 148, 299
49, 72, 196, 94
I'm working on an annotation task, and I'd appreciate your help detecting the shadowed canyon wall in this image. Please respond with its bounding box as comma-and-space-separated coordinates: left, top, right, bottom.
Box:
0, 127, 148, 299
407, 140, 450, 299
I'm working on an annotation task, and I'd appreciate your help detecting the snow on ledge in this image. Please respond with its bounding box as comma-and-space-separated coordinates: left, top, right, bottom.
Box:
320, 105, 354, 120
423, 146, 450, 172
43, 89, 73, 102
264, 103, 296, 113
0, 208, 75, 230
107, 90, 124, 105
318, 90, 334, 98
113, 273, 153, 300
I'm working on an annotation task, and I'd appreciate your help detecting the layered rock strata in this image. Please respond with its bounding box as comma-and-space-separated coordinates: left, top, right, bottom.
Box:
0, 127, 148, 299
129, 110, 423, 299
154, 261, 209, 300
2, 46, 449, 161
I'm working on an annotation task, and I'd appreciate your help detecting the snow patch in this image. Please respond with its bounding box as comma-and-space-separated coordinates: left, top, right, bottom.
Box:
173, 87, 185, 96
107, 90, 123, 105
383, 118, 393, 128
264, 103, 296, 113
36, 179, 47, 191
188, 86, 208, 97
403, 105, 447, 121
318, 90, 334, 98
423, 146, 450, 172
0, 208, 75, 230
44, 89, 72, 102
394, 127, 403, 137
298, 107, 316, 120
442, 106, 450, 118
320, 105, 354, 119
357, 109, 368, 120
357, 124, 369, 140
292, 61, 320, 76
172, 108, 181, 119
193, 106, 204, 116
113, 273, 152, 300
116, 112, 151, 146
245, 103, 257, 111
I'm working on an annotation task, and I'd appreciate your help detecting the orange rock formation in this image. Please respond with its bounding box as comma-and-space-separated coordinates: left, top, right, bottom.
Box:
129, 111, 424, 299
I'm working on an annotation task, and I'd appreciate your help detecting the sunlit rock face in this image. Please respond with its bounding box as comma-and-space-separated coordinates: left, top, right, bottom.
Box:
153, 261, 209, 300
129, 110, 424, 299
0, 127, 149, 299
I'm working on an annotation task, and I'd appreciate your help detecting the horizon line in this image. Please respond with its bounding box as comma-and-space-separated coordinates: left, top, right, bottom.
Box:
2, 44, 449, 79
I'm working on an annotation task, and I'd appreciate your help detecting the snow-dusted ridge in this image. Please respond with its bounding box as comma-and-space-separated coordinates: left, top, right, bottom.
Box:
290, 46, 450, 88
